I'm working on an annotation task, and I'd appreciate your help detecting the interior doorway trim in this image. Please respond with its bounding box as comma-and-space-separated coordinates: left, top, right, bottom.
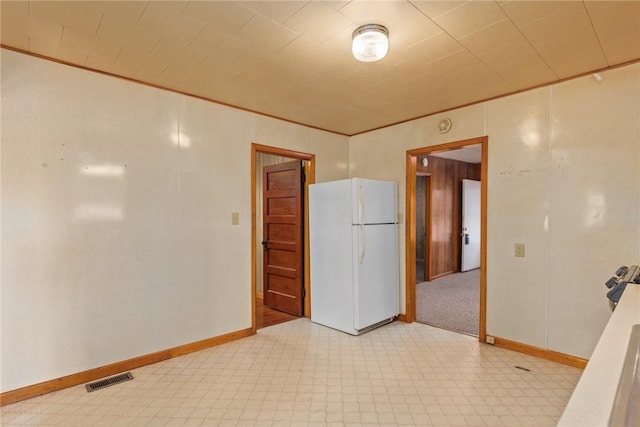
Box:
251, 143, 315, 334
405, 136, 488, 342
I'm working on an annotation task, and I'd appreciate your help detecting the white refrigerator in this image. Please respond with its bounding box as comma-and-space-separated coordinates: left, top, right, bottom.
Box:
309, 178, 400, 335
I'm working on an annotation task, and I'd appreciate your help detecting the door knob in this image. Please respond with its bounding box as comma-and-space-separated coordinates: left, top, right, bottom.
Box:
261, 239, 268, 250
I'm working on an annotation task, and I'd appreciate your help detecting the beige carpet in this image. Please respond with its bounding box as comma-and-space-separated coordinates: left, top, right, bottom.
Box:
416, 269, 480, 336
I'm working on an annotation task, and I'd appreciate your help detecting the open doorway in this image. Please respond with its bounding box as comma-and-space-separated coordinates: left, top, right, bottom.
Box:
405, 137, 487, 342
251, 144, 315, 332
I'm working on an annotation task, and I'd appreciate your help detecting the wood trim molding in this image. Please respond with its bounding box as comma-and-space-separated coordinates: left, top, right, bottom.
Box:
252, 144, 315, 161
479, 138, 489, 344
0, 328, 253, 407
397, 314, 408, 323
404, 153, 417, 323
251, 145, 258, 334
303, 160, 314, 318
492, 336, 588, 369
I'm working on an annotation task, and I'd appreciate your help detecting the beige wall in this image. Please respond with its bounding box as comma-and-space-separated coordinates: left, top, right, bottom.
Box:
350, 63, 640, 359
0, 50, 349, 392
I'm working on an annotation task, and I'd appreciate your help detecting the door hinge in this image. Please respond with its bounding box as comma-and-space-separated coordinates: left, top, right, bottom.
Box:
302, 287, 306, 298
301, 160, 306, 183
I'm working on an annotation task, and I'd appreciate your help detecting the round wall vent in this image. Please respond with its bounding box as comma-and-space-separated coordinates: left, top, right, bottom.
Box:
438, 118, 452, 134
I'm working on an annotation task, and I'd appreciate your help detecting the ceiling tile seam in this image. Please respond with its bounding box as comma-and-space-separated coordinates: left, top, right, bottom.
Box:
581, 1, 611, 67
233, 13, 257, 37
133, 5, 166, 60
234, 11, 304, 54
456, 18, 516, 54
334, 1, 350, 14
496, 2, 561, 81
278, 34, 302, 56
407, 0, 465, 21
281, 1, 305, 25
93, 13, 105, 41
135, 2, 150, 27
112, 45, 125, 67
406, 0, 450, 37
185, 24, 209, 51
503, 1, 576, 30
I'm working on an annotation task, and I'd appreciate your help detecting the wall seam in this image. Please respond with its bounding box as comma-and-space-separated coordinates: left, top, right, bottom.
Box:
177, 96, 184, 338
483, 102, 487, 135
545, 86, 554, 351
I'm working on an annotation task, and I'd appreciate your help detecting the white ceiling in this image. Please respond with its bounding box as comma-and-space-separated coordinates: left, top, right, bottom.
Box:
430, 144, 482, 164
2, 1, 639, 135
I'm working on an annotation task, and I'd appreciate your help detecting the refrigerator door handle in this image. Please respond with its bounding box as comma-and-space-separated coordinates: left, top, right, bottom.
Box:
358, 224, 366, 264
358, 184, 366, 225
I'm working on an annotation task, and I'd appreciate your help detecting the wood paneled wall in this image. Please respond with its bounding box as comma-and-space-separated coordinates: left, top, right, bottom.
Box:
417, 155, 480, 280
416, 176, 426, 261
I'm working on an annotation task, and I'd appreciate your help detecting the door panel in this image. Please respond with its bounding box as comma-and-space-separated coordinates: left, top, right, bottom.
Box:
461, 179, 481, 272
263, 160, 304, 316
267, 198, 295, 215
267, 223, 296, 241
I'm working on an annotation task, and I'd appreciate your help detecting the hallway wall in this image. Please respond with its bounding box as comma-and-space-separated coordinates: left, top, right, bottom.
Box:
419, 155, 481, 280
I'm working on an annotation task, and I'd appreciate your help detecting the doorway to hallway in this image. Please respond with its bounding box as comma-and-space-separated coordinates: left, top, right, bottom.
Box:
405, 136, 487, 341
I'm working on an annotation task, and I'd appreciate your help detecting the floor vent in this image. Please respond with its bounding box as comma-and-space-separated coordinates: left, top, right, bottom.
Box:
85, 372, 133, 392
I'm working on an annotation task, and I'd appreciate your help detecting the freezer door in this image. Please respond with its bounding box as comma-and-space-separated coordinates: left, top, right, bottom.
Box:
352, 223, 400, 330
352, 178, 398, 225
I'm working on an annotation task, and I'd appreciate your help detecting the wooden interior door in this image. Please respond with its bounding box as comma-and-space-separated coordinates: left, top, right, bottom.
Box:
262, 160, 304, 316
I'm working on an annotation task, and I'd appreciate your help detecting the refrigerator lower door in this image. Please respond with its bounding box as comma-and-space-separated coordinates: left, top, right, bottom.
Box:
352, 223, 400, 331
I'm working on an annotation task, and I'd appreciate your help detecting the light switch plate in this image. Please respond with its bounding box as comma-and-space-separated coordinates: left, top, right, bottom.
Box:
231, 212, 239, 225
515, 243, 525, 257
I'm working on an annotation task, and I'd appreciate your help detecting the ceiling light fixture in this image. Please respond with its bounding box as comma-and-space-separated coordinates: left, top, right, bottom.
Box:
352, 24, 389, 62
